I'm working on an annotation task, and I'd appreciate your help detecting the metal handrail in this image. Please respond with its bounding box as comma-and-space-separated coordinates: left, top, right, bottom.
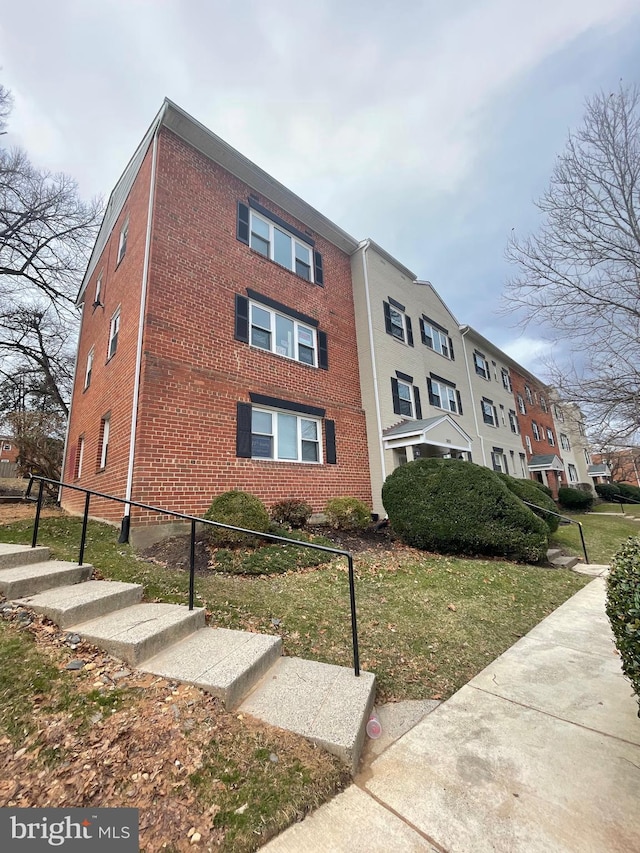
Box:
25, 475, 361, 676
521, 500, 589, 564
611, 495, 640, 515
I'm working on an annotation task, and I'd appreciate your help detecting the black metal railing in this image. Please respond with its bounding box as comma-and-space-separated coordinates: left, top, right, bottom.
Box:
521, 500, 589, 564
611, 495, 640, 514
25, 475, 361, 676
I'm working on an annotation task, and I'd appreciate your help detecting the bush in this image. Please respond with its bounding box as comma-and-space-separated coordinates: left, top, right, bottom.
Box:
617, 483, 640, 504
382, 459, 549, 562
497, 474, 560, 533
595, 482, 621, 502
557, 486, 594, 511
204, 490, 270, 547
211, 530, 334, 575
526, 479, 553, 498
606, 537, 640, 716
270, 499, 313, 529
324, 497, 371, 531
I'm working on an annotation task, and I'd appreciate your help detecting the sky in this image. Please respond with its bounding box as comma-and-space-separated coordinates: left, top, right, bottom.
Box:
1, 0, 639, 376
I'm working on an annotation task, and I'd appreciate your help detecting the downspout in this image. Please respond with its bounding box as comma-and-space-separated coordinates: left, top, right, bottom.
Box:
59, 307, 85, 503
460, 326, 487, 466
360, 240, 387, 494
119, 129, 159, 542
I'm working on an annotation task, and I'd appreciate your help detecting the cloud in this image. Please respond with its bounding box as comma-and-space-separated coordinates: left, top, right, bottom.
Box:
502, 336, 556, 372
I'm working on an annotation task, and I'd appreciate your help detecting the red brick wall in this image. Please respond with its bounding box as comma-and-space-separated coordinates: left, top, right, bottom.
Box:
63, 127, 372, 530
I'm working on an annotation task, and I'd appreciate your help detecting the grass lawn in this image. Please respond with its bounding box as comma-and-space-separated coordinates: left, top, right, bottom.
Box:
551, 511, 640, 565
590, 501, 640, 518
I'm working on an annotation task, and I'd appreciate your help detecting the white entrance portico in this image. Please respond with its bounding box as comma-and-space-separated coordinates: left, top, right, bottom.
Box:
383, 415, 473, 467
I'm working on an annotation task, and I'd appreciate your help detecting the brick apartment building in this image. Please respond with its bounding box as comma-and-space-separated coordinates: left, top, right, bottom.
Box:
62, 100, 372, 545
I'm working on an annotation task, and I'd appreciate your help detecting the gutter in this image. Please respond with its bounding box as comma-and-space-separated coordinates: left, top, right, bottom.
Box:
460, 326, 487, 466
59, 308, 85, 503
119, 129, 159, 542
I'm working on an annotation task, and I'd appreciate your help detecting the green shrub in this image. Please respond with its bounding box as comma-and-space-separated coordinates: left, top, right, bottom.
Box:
525, 479, 553, 498
617, 483, 640, 504
497, 474, 560, 533
606, 537, 640, 715
382, 459, 548, 562
204, 490, 270, 547
210, 530, 333, 575
595, 482, 621, 502
270, 499, 313, 529
557, 486, 594, 512
324, 497, 371, 531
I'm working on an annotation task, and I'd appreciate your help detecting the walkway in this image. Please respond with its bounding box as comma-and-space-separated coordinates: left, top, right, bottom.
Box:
261, 574, 640, 852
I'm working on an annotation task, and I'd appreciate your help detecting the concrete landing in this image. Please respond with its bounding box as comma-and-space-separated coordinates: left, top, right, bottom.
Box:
240, 657, 376, 774
573, 562, 609, 577
0, 560, 92, 598
15, 580, 143, 627
71, 602, 205, 665
141, 627, 282, 708
0, 543, 50, 569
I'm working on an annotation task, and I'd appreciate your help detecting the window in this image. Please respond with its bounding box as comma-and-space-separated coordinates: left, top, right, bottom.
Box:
519, 452, 527, 477
474, 352, 489, 379
250, 302, 316, 366
251, 408, 321, 463
3, 443, 11, 451
532, 421, 540, 441
525, 435, 532, 453
584, 448, 591, 465
568, 464, 578, 483
250, 210, 313, 281
560, 433, 571, 451
420, 319, 452, 359
525, 385, 533, 405
391, 375, 421, 419
84, 347, 94, 390
94, 273, 103, 307
384, 301, 413, 345
428, 377, 460, 414
481, 399, 498, 426
396, 380, 415, 418
508, 410, 519, 434
578, 422, 586, 437
517, 393, 526, 415
501, 368, 512, 391
117, 220, 128, 266
546, 428, 555, 446
74, 436, 84, 479
540, 396, 548, 413
554, 404, 564, 422
491, 450, 507, 473
108, 308, 120, 360
99, 416, 110, 469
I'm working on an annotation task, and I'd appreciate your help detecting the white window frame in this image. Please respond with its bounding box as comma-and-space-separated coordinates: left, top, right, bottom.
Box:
249, 301, 317, 367
84, 347, 94, 390
519, 453, 527, 477
546, 428, 555, 446
396, 380, 415, 418
3, 443, 11, 451
388, 305, 408, 343
525, 385, 533, 405
421, 321, 450, 358
94, 273, 103, 306
560, 433, 571, 451
99, 416, 110, 469
108, 307, 120, 360
474, 352, 489, 379
481, 400, 497, 426
517, 394, 526, 415
75, 435, 85, 479
540, 396, 548, 413
554, 404, 565, 422
249, 210, 313, 282
430, 379, 458, 414
525, 435, 532, 453
568, 464, 578, 483
532, 421, 540, 441
501, 368, 512, 391
117, 220, 128, 266
491, 450, 506, 473
508, 410, 519, 434
251, 407, 322, 463
584, 448, 591, 465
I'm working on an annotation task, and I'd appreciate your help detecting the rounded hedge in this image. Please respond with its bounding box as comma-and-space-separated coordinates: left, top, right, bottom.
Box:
606, 537, 640, 716
204, 490, 271, 547
324, 497, 371, 531
617, 482, 640, 504
557, 486, 594, 511
595, 482, 621, 502
382, 458, 549, 562
497, 474, 560, 533
526, 479, 553, 498
270, 499, 313, 529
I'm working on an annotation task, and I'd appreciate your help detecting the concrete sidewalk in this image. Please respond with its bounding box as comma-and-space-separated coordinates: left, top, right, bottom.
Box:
262, 577, 640, 852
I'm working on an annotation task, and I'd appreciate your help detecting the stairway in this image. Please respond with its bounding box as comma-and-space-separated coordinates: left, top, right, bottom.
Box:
0, 543, 375, 774
546, 548, 580, 570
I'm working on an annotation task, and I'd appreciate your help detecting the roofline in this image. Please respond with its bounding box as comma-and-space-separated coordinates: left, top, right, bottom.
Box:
459, 324, 550, 387
356, 239, 417, 279
417, 281, 460, 326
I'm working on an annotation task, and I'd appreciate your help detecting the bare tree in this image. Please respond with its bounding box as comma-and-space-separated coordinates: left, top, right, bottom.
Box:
504, 84, 640, 447
0, 84, 102, 479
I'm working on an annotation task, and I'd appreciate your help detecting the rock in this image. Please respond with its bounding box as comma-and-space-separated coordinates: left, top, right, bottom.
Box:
190, 832, 201, 844
269, 753, 278, 763
112, 669, 129, 680
84, 662, 97, 672
65, 634, 81, 645
65, 660, 85, 671
14, 747, 27, 759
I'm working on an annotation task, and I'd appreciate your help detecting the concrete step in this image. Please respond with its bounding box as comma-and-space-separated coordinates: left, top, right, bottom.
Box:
70, 603, 206, 666
0, 543, 50, 570
240, 657, 376, 774
15, 580, 144, 628
551, 555, 580, 570
546, 548, 562, 561
0, 560, 92, 598
140, 627, 282, 709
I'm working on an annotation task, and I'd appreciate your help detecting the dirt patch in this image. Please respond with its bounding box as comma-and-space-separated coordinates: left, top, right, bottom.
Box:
0, 502, 61, 525
307, 523, 399, 554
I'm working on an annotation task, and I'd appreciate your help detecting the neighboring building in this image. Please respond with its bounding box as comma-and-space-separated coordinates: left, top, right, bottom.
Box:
459, 327, 530, 480
587, 462, 612, 485
62, 100, 372, 546
592, 449, 640, 486
549, 397, 592, 488
0, 436, 18, 478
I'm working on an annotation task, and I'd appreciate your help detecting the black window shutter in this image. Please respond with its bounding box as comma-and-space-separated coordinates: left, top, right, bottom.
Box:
449, 337, 455, 360
318, 330, 328, 370
314, 251, 324, 286
237, 202, 250, 244
383, 301, 392, 335
427, 378, 436, 406
406, 316, 414, 347
493, 406, 498, 426
391, 377, 401, 415
236, 402, 252, 457
235, 294, 249, 342
414, 386, 422, 420
325, 419, 337, 464
456, 390, 463, 415
420, 319, 428, 345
